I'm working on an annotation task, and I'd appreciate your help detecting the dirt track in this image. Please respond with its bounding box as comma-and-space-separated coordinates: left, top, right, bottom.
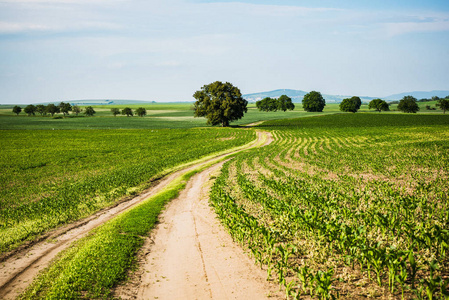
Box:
0, 130, 274, 299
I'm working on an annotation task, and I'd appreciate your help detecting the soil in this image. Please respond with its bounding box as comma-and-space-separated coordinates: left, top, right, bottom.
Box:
0, 130, 276, 299
114, 160, 281, 300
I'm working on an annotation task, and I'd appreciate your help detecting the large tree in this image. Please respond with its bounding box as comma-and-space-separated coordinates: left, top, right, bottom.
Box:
398, 96, 420, 113
84, 106, 96, 116
193, 81, 247, 127
111, 108, 120, 116
46, 104, 60, 116
24, 104, 37, 116
122, 107, 133, 117
136, 107, 147, 117
12, 105, 22, 115
59, 102, 72, 116
339, 98, 358, 113
36, 104, 47, 116
368, 99, 389, 112
436, 98, 449, 114
277, 95, 295, 112
256, 97, 278, 112
302, 91, 326, 112
72, 105, 81, 115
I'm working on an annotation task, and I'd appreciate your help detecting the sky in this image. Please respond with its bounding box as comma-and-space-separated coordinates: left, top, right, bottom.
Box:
0, 0, 448, 104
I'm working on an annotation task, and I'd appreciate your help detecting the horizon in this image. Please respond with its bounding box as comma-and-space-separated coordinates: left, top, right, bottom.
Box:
1, 0, 449, 104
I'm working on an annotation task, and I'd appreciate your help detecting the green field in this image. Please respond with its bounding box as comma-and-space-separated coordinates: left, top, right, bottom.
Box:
2, 104, 448, 299
211, 114, 449, 299
0, 128, 255, 253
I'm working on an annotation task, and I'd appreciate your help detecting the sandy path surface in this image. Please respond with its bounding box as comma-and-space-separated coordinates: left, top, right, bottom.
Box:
115, 133, 280, 300
0, 130, 272, 299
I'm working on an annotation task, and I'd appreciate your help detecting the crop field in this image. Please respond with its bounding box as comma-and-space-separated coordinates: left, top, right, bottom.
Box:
210, 114, 449, 299
0, 128, 255, 254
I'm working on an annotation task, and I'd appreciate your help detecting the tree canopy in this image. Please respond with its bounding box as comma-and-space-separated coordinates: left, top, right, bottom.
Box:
122, 107, 133, 117
398, 96, 420, 113
46, 104, 60, 116
111, 108, 120, 116
36, 104, 46, 116
12, 105, 22, 115
436, 98, 449, 114
193, 81, 247, 127
136, 107, 147, 117
339, 97, 358, 113
84, 106, 96, 116
277, 95, 295, 112
24, 105, 36, 116
256, 97, 278, 112
369, 99, 390, 112
72, 105, 81, 115
302, 91, 326, 112
59, 102, 72, 116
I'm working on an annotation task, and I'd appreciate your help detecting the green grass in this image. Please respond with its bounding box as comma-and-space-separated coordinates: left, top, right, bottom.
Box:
20, 169, 195, 299
259, 112, 449, 128
0, 128, 255, 253
19, 132, 262, 299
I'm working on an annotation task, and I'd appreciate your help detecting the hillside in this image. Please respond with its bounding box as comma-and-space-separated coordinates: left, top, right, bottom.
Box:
383, 90, 449, 100
243, 89, 376, 103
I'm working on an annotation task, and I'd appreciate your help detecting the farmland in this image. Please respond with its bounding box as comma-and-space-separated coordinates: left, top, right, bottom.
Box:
0, 128, 255, 254
210, 114, 449, 299
1, 106, 448, 299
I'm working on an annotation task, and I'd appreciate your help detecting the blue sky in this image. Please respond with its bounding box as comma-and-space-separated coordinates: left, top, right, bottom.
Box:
0, 0, 448, 104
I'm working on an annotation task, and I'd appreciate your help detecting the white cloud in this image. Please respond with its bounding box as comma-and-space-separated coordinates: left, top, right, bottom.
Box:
0, 20, 122, 34
0, 22, 51, 33
384, 19, 449, 37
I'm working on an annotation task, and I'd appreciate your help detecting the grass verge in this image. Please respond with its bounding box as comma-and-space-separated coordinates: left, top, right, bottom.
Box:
20, 169, 197, 299
20, 131, 268, 299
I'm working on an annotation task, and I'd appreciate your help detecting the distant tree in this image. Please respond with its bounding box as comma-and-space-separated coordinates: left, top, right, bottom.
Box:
432, 96, 440, 102
351, 96, 362, 111
277, 95, 295, 112
256, 97, 278, 112
368, 98, 390, 112
24, 104, 37, 116
111, 108, 120, 116
84, 106, 96, 116
302, 91, 326, 112
72, 105, 81, 115
12, 105, 22, 115
398, 95, 420, 113
436, 98, 449, 114
193, 81, 247, 127
339, 98, 358, 113
59, 102, 72, 116
122, 107, 133, 117
46, 104, 60, 116
136, 107, 147, 117
36, 104, 46, 116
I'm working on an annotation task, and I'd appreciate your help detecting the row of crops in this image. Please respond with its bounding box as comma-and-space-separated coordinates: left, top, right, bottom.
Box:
0, 128, 255, 254
210, 114, 448, 299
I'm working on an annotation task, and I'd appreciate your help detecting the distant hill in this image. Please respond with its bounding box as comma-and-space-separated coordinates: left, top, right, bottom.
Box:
35, 99, 156, 106
383, 90, 449, 100
243, 89, 449, 103
243, 89, 376, 104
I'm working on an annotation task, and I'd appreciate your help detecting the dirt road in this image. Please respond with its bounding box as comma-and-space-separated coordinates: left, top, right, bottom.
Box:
0, 130, 275, 299
115, 158, 281, 300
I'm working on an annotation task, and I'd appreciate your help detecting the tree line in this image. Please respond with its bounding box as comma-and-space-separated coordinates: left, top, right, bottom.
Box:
12, 103, 150, 117
12, 102, 95, 117
255, 95, 295, 112
339, 95, 449, 114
